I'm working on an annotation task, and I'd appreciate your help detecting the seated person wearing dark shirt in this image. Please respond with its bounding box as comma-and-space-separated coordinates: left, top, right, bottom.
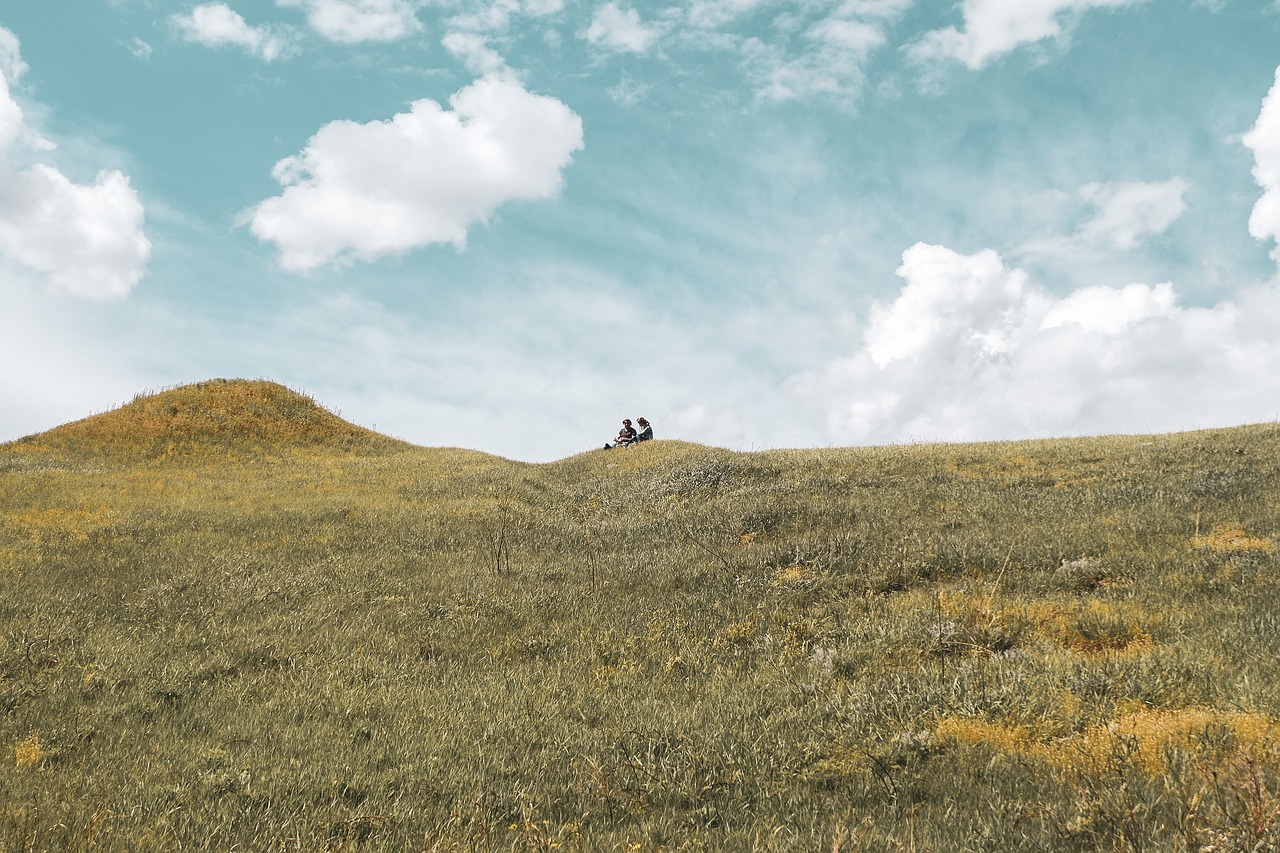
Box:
604, 418, 636, 449
633, 417, 652, 442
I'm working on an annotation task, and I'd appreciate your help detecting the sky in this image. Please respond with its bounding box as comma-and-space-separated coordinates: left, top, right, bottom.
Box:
2, 0, 1280, 461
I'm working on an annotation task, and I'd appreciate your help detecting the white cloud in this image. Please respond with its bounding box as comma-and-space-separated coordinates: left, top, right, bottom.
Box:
685, 0, 771, 29
1244, 66, 1280, 261
863, 244, 1036, 368
793, 242, 1280, 444
0, 28, 150, 300
442, 31, 507, 74
0, 26, 29, 83
758, 16, 886, 101
0, 166, 150, 300
606, 73, 650, 106
909, 0, 1139, 69
127, 37, 154, 60
584, 3, 663, 54
1076, 179, 1189, 249
445, 0, 522, 34
278, 0, 422, 43
1040, 281, 1177, 334
170, 3, 294, 61
246, 73, 584, 270
1019, 178, 1189, 258
525, 0, 565, 15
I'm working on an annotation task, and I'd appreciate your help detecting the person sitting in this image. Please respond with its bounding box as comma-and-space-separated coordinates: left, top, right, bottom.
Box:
634, 417, 653, 442
604, 418, 636, 449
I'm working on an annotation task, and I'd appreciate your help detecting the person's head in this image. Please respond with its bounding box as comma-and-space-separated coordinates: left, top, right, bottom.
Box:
637, 417, 648, 426
623, 419, 632, 425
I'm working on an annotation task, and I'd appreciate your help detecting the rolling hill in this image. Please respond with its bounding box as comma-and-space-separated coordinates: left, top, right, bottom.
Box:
2, 382, 1279, 850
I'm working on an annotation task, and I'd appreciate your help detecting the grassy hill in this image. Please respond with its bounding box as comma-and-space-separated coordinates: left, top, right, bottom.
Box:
2, 380, 1279, 850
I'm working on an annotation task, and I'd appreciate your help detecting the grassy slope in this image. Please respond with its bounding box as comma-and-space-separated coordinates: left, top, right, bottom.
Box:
2, 380, 1279, 850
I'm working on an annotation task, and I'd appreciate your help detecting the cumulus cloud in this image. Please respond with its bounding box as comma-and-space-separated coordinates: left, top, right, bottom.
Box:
0, 28, 150, 300
246, 73, 584, 270
1244, 66, 1280, 261
792, 242, 1280, 444
909, 0, 1139, 69
0, 167, 150, 300
170, 3, 294, 61
278, 0, 422, 44
584, 3, 663, 54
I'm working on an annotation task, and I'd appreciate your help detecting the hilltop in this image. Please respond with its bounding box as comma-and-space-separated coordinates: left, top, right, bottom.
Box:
9, 379, 409, 459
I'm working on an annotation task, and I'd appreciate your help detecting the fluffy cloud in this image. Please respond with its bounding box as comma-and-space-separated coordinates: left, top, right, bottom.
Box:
246, 73, 584, 270
793, 242, 1280, 444
584, 3, 663, 54
0, 28, 150, 300
0, 167, 150, 300
170, 3, 294, 61
1244, 66, 1280, 261
909, 0, 1139, 69
278, 0, 422, 44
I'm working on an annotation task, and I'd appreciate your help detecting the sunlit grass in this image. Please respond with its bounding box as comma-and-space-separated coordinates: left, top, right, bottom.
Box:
1, 380, 1278, 849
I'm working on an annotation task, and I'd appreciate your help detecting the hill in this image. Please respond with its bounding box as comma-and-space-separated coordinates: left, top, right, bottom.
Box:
10, 379, 409, 459
2, 389, 1279, 850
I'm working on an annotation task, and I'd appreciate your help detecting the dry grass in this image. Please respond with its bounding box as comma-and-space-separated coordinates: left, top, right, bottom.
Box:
1, 380, 1278, 850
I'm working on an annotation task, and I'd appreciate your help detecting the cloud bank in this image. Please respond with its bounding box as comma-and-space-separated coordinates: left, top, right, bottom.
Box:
792, 241, 1279, 445
246, 73, 584, 270
0, 29, 150, 300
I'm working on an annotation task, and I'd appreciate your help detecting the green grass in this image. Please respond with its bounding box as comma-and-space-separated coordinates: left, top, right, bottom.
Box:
2, 380, 1279, 850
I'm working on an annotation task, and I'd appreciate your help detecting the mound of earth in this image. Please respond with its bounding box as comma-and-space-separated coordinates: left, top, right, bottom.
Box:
14, 379, 403, 457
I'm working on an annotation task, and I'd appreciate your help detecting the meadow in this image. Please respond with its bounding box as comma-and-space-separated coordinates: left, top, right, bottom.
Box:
2, 379, 1279, 851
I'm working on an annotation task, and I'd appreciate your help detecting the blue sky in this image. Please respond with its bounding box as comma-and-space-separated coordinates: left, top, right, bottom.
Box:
2, 0, 1280, 460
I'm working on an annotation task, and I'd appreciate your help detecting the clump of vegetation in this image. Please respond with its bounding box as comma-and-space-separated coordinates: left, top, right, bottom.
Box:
1, 380, 1278, 850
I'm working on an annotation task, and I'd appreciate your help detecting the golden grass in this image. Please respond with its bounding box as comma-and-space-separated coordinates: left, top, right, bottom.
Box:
1192, 523, 1276, 554
936, 708, 1280, 777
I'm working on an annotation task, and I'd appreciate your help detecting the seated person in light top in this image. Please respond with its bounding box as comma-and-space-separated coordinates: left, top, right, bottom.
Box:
633, 417, 653, 442
604, 418, 636, 449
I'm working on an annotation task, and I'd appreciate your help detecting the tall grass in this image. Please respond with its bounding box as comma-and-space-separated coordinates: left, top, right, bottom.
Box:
1, 381, 1278, 850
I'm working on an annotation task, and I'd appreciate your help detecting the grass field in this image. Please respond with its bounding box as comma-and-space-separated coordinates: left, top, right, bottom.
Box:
2, 379, 1279, 851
